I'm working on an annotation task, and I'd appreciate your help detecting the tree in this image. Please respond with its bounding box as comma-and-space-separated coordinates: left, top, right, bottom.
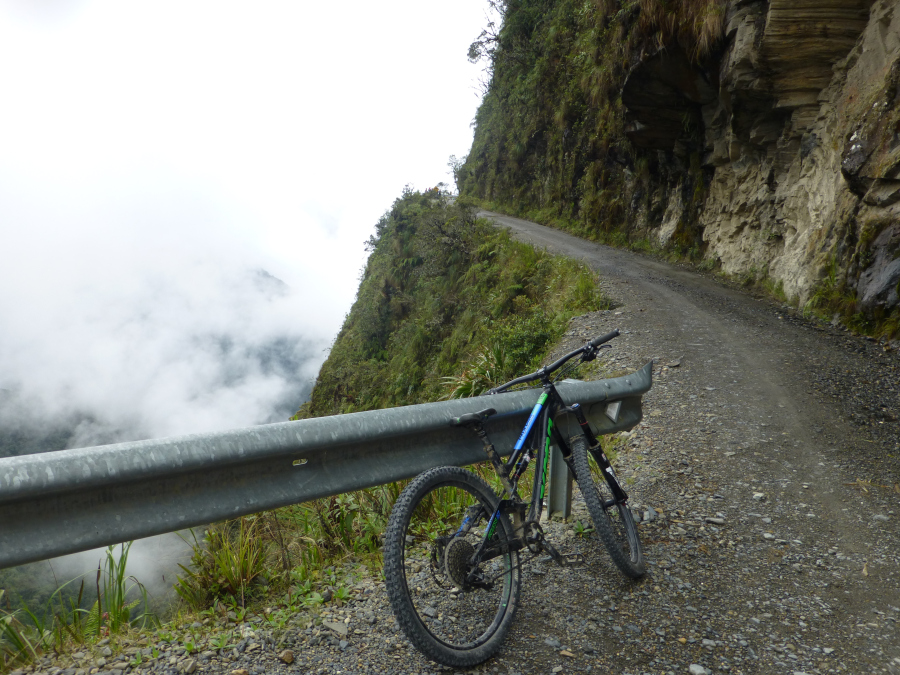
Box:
447, 155, 468, 193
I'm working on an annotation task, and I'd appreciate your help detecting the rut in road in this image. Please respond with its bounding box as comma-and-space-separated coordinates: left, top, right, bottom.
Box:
479, 210, 900, 675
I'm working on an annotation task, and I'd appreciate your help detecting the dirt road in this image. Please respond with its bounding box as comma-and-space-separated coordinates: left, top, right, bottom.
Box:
482, 210, 900, 675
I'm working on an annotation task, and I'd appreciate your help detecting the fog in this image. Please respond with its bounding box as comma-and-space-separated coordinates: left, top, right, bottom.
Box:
0, 0, 492, 600
25, 535, 195, 616
0, 180, 330, 609
0, 174, 335, 448
0, 0, 491, 448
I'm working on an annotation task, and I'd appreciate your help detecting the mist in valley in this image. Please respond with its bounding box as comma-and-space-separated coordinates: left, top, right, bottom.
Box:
0, 185, 337, 613
0, 0, 490, 617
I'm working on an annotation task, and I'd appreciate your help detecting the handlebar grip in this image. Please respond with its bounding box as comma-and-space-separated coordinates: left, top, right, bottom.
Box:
589, 329, 620, 347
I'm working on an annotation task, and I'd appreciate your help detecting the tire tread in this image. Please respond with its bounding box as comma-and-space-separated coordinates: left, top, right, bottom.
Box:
571, 436, 645, 578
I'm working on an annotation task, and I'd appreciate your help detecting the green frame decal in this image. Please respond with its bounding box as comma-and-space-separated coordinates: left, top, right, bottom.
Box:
539, 419, 553, 500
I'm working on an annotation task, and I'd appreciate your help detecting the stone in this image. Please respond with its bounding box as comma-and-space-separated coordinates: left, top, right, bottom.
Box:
278, 650, 294, 664
621, 0, 900, 313
182, 658, 198, 674
621, 44, 717, 151
323, 621, 349, 637
231, 670, 250, 675
688, 665, 709, 675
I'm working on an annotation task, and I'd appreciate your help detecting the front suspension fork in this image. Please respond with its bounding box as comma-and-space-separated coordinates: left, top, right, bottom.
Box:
567, 403, 629, 504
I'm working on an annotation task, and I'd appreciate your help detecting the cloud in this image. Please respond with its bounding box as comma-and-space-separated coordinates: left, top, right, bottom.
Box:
0, 0, 496, 607
0, 172, 332, 452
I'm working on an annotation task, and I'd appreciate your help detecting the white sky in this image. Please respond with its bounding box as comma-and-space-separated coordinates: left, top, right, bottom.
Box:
0, 0, 491, 443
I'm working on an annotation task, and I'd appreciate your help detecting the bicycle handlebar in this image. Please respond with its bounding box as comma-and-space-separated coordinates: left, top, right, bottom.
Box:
489, 329, 619, 393
589, 329, 620, 348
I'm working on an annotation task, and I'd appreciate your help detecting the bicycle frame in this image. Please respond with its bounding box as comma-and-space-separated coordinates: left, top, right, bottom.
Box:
462, 378, 629, 567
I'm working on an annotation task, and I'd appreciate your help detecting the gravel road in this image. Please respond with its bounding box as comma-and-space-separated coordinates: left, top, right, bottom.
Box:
26, 213, 900, 675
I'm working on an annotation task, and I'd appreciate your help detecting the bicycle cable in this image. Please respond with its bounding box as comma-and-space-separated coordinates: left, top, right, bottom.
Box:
551, 358, 581, 383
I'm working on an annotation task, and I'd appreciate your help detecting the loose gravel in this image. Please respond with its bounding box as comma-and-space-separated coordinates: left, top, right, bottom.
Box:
18, 214, 900, 675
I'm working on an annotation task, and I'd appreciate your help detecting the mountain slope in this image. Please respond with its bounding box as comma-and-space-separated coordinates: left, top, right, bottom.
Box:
460, 0, 900, 337
297, 189, 610, 418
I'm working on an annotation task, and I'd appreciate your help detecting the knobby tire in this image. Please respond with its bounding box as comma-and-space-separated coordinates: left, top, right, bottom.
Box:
383, 466, 521, 667
571, 436, 646, 578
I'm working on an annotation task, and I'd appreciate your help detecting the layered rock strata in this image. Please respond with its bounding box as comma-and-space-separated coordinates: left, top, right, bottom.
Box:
623, 0, 900, 311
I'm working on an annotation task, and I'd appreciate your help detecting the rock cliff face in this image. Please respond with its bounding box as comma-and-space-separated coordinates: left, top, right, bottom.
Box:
623, 0, 900, 311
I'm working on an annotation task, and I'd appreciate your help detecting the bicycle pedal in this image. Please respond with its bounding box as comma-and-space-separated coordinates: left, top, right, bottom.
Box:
540, 539, 566, 566
562, 553, 585, 565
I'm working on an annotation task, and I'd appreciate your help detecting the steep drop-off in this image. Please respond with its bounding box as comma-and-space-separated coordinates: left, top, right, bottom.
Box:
296, 190, 609, 418
461, 0, 900, 334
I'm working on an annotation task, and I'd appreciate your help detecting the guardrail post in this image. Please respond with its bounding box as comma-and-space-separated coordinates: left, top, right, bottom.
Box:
547, 444, 572, 520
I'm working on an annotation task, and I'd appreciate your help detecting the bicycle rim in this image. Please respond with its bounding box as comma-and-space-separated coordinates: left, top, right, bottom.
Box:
573, 437, 645, 577
384, 466, 521, 666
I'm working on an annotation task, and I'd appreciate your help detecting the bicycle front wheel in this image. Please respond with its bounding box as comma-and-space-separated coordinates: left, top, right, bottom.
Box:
383, 466, 521, 667
571, 435, 645, 578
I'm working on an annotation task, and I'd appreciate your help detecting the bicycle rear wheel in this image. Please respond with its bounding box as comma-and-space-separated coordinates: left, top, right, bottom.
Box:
571, 436, 645, 578
383, 466, 521, 667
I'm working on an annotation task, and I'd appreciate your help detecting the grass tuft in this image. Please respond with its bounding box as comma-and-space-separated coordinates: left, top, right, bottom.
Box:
0, 543, 155, 673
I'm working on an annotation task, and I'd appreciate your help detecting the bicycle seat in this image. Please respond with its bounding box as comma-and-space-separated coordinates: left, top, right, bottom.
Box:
449, 408, 497, 427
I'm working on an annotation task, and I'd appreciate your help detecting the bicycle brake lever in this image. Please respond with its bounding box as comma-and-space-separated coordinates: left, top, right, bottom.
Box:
583, 343, 612, 362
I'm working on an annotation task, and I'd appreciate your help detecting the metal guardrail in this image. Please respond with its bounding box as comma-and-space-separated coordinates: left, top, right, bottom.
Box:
0, 363, 652, 570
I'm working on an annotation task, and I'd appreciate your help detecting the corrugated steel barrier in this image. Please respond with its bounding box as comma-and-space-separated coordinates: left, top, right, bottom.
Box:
0, 363, 651, 569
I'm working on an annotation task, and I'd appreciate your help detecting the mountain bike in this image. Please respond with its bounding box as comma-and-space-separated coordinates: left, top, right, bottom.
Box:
382, 329, 645, 666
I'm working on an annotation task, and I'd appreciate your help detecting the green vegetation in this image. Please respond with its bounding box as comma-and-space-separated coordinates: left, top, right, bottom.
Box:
458, 0, 898, 335
172, 494, 400, 616
803, 256, 900, 340
175, 518, 266, 610
1, 543, 155, 672
156, 187, 612, 639
300, 187, 610, 417
459, 0, 724, 250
